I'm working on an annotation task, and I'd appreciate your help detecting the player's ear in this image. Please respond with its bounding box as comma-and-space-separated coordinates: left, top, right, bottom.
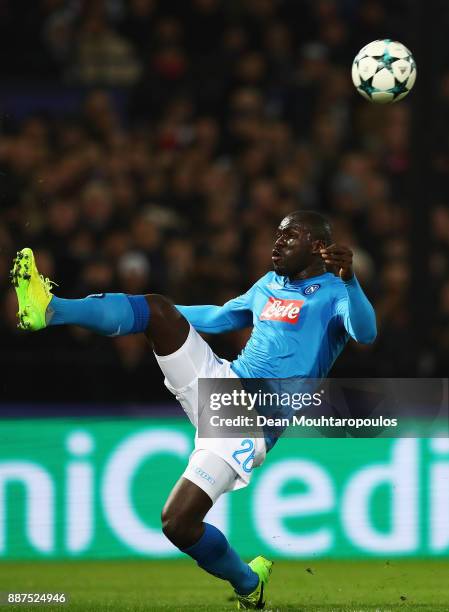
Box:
311, 239, 325, 254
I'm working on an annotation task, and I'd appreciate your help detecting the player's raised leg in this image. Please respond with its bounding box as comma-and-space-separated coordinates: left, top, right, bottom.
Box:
10, 247, 189, 354
162, 450, 273, 609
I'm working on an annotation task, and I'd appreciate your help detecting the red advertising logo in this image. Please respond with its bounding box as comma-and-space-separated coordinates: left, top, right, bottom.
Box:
259, 298, 304, 324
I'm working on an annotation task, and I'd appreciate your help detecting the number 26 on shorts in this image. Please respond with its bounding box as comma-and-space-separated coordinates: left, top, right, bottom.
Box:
232, 439, 256, 473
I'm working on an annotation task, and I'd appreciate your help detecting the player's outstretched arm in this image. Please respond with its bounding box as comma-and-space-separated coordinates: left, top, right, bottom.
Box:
339, 275, 377, 344
321, 244, 377, 344
176, 296, 253, 334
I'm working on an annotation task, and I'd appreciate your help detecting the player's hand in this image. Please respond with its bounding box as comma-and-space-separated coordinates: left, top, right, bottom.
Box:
320, 244, 353, 281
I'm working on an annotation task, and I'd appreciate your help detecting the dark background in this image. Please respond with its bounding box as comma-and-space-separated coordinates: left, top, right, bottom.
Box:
1, 0, 449, 409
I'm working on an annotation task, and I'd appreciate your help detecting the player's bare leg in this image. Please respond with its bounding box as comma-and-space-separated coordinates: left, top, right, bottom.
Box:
143, 294, 190, 356
161, 477, 212, 549
159, 450, 272, 609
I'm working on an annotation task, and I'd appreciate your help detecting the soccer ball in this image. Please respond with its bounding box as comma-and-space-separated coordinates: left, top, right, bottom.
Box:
351, 39, 417, 104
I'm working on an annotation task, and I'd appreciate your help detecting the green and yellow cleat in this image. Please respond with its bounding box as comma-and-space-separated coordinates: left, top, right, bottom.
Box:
10, 248, 55, 331
236, 556, 273, 610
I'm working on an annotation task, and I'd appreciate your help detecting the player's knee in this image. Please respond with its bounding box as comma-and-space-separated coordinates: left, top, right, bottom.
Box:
144, 294, 177, 324
145, 294, 173, 315
161, 505, 183, 542
161, 507, 197, 548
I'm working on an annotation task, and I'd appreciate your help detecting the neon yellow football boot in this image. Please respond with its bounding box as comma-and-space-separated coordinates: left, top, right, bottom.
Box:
236, 556, 273, 610
10, 248, 55, 331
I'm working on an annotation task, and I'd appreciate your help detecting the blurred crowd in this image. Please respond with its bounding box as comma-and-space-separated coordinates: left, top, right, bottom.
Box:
1, 0, 449, 405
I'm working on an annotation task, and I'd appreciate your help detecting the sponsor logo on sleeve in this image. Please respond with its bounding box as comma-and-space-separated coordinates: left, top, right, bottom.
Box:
259, 298, 304, 323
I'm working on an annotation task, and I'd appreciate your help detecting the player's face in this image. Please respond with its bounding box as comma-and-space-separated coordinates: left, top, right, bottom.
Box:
272, 218, 316, 277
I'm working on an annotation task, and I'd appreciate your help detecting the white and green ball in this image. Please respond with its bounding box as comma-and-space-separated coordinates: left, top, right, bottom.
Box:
351, 39, 417, 104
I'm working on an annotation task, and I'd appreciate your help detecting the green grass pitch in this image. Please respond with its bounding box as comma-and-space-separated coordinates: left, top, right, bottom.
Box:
0, 559, 448, 611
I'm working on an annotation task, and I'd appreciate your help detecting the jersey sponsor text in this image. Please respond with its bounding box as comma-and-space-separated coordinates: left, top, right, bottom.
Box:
259, 298, 304, 323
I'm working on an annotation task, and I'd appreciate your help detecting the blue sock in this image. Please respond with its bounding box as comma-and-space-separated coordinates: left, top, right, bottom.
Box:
182, 523, 258, 596
46, 294, 150, 336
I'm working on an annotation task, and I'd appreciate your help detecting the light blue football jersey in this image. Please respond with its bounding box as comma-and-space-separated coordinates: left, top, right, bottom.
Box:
178, 271, 375, 379
229, 271, 351, 378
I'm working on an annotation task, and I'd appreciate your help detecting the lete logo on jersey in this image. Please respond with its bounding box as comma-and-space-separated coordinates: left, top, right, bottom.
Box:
260, 298, 304, 323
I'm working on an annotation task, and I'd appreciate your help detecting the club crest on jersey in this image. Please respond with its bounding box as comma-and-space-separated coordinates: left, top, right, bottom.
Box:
304, 284, 320, 295
260, 298, 304, 324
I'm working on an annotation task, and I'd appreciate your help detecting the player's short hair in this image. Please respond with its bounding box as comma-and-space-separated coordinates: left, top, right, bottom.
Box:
287, 210, 332, 245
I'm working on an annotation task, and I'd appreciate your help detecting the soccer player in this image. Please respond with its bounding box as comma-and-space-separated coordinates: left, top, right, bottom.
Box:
11, 210, 376, 609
